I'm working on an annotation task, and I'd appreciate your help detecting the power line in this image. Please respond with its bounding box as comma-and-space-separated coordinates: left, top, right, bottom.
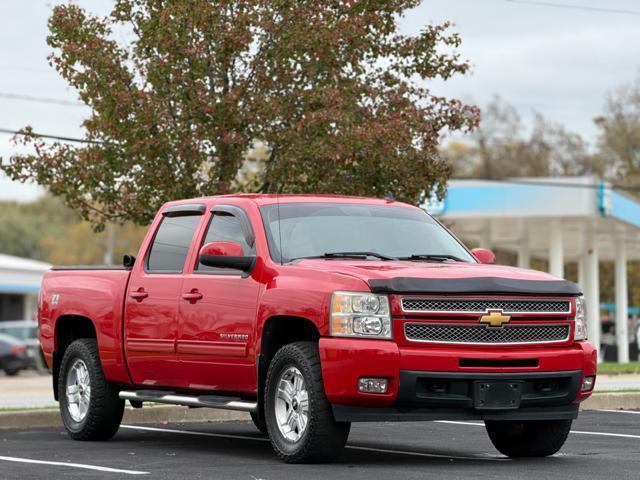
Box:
454, 176, 640, 192
505, 0, 640, 16
0, 92, 84, 107
0, 128, 103, 145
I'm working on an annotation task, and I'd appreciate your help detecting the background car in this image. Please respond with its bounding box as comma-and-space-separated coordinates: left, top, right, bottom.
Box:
0, 333, 33, 376
0, 320, 47, 371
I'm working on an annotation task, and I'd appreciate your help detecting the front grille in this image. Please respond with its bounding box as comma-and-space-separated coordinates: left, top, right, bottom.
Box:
404, 323, 570, 345
401, 298, 571, 314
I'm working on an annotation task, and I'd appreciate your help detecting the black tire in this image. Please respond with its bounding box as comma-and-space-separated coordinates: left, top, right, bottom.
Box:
264, 341, 350, 463
485, 420, 572, 457
58, 339, 124, 441
4, 368, 19, 376
250, 410, 268, 435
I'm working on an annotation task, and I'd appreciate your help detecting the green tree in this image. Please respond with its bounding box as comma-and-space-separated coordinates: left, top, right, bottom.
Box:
0, 196, 147, 265
2, 1, 478, 228
0, 197, 78, 260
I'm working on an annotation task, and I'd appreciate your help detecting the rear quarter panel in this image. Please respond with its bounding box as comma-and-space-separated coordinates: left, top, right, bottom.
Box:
40, 269, 132, 384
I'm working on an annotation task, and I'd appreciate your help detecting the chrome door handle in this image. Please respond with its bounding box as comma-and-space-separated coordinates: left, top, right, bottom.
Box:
182, 290, 203, 303
129, 288, 148, 302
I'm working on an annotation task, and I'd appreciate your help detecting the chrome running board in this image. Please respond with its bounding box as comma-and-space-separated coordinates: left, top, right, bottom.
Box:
119, 390, 257, 413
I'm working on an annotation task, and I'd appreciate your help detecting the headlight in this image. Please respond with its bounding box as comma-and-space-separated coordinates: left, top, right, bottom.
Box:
574, 295, 587, 341
330, 291, 392, 339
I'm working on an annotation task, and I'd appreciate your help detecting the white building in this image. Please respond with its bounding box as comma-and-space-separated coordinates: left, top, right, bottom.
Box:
0, 254, 51, 322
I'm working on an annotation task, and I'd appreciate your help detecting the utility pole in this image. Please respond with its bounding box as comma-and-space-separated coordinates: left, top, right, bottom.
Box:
103, 223, 115, 265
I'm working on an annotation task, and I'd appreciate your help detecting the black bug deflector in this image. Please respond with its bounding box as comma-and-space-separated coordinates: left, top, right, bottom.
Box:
367, 277, 582, 296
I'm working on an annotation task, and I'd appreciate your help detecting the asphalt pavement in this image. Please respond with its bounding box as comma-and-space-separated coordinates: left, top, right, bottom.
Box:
0, 410, 639, 479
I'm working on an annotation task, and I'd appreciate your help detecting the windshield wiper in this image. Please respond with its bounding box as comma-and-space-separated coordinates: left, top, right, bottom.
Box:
397, 254, 465, 262
290, 251, 397, 262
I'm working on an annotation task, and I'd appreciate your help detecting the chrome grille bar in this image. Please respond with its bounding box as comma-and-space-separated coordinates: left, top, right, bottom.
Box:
404, 323, 570, 345
401, 298, 571, 314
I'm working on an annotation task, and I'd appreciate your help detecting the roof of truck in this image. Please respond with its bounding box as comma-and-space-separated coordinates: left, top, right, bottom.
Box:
164, 194, 417, 209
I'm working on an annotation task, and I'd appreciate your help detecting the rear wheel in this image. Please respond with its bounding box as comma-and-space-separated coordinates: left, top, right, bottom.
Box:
485, 420, 572, 457
265, 342, 350, 463
58, 339, 124, 440
4, 368, 19, 376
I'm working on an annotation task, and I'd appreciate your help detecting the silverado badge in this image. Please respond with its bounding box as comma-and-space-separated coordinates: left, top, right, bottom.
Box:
479, 310, 511, 327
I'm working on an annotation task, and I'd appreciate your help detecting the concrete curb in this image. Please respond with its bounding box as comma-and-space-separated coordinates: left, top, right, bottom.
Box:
1, 393, 638, 430
0, 406, 250, 430
580, 392, 640, 411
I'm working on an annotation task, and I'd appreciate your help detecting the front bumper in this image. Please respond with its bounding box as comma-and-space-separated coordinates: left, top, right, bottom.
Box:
319, 337, 597, 421
333, 402, 580, 422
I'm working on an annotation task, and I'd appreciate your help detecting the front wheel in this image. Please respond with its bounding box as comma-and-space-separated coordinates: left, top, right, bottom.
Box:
264, 342, 350, 463
485, 419, 572, 457
58, 339, 124, 441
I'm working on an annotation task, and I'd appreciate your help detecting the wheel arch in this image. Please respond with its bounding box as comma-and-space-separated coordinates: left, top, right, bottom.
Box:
52, 314, 98, 400
257, 315, 320, 421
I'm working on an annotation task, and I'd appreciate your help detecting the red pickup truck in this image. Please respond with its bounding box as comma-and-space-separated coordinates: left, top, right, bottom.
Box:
39, 194, 596, 463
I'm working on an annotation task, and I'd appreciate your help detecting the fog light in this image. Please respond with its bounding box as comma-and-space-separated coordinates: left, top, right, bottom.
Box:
581, 376, 595, 392
358, 377, 388, 394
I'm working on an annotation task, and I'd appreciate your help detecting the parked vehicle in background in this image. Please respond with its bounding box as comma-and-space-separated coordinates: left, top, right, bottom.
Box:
0, 333, 33, 376
39, 195, 597, 463
0, 320, 47, 371
600, 316, 640, 362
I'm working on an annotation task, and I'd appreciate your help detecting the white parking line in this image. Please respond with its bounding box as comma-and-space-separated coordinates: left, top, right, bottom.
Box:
435, 420, 484, 426
121, 424, 271, 442
596, 409, 640, 415
346, 445, 506, 461
0, 455, 149, 475
435, 419, 640, 440
571, 431, 640, 440
120, 424, 505, 461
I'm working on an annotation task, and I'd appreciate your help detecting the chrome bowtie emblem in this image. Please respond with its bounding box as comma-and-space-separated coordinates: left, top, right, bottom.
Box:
479, 310, 511, 327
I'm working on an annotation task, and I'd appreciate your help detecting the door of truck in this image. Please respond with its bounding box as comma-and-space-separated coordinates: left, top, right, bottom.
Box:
124, 205, 206, 387
177, 204, 261, 393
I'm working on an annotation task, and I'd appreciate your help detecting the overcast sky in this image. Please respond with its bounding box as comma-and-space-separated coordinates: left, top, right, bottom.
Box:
1, 0, 639, 201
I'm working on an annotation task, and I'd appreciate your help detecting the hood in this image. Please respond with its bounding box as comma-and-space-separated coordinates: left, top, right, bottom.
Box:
293, 260, 581, 296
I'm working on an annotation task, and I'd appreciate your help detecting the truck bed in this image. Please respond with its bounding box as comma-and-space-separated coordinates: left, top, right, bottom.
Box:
39, 267, 134, 385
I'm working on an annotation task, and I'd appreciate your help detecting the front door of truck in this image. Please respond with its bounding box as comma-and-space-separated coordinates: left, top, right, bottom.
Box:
177, 204, 261, 393
124, 205, 205, 387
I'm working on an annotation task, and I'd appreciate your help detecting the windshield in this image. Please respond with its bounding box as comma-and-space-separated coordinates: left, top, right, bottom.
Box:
259, 202, 475, 264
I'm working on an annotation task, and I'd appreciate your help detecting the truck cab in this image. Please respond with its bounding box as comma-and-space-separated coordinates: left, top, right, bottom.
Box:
38, 195, 597, 463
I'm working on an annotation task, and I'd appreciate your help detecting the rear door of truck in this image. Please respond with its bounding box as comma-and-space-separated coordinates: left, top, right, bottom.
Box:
124, 204, 206, 387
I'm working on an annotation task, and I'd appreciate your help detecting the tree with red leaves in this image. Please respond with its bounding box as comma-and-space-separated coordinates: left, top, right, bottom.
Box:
2, 1, 478, 228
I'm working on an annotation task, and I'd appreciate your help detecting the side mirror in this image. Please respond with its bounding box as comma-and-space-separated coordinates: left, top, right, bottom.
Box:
198, 241, 255, 272
123, 254, 136, 268
471, 247, 496, 264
